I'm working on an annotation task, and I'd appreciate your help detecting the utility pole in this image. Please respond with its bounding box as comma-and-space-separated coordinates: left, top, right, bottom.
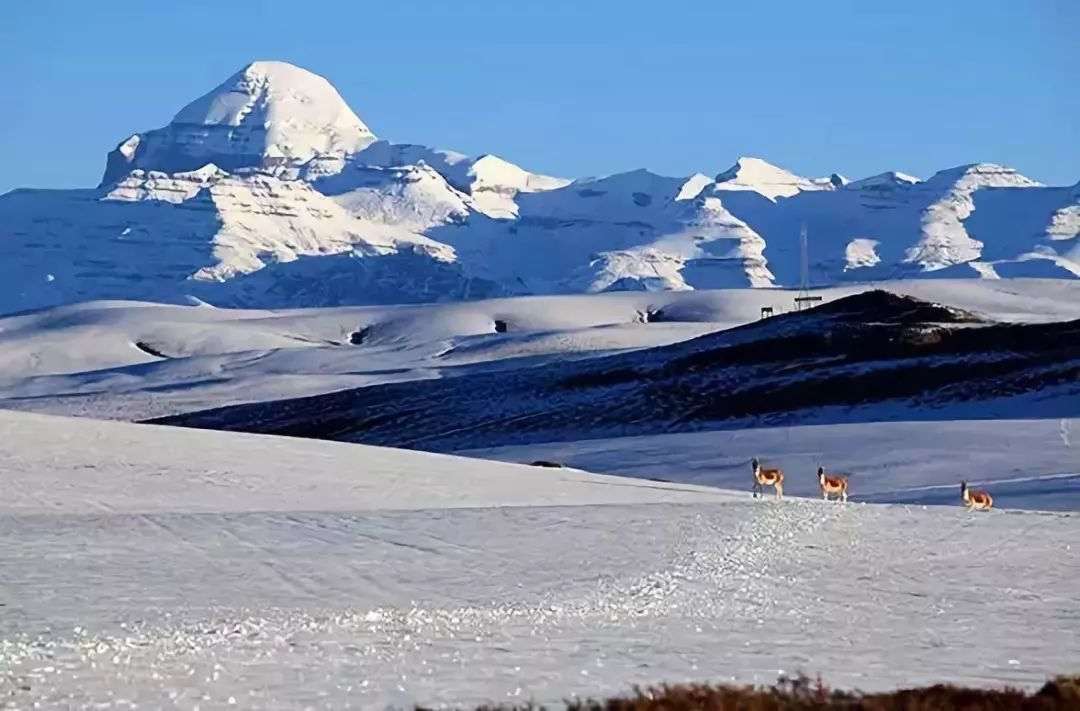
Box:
794, 223, 821, 312
799, 223, 809, 304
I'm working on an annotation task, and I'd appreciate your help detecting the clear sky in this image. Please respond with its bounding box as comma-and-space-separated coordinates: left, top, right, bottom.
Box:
2, 0, 1077, 194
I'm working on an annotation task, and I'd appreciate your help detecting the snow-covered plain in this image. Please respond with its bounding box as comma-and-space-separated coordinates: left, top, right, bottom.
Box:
0, 411, 1077, 709
1, 279, 1077, 421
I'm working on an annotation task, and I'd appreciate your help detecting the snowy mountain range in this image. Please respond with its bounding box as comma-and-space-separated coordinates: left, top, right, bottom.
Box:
2, 60, 1077, 314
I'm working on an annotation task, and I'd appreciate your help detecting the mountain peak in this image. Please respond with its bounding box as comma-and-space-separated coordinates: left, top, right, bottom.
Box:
101, 61, 376, 185
713, 157, 825, 201
925, 163, 1042, 189
847, 171, 921, 190
172, 61, 370, 134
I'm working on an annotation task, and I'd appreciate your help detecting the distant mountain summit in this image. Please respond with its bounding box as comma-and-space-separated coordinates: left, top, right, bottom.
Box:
714, 156, 834, 200
1, 61, 1077, 315
101, 61, 377, 185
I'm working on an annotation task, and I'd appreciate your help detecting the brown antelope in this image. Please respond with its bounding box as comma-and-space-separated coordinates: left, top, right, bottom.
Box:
960, 480, 993, 510
817, 466, 848, 502
751, 457, 784, 500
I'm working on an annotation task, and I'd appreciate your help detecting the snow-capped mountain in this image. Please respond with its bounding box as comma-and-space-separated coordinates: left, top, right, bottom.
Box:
1, 60, 1077, 315
101, 61, 377, 184
713, 156, 843, 199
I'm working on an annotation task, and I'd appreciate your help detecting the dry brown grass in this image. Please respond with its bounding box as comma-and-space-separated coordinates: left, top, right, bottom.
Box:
443, 673, 1080, 711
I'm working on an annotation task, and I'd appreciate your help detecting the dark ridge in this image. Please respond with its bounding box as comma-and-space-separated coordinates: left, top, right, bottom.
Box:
529, 460, 565, 468
556, 367, 642, 390
810, 289, 984, 324
494, 319, 508, 333
455, 672, 1080, 710
133, 341, 168, 358
348, 328, 370, 345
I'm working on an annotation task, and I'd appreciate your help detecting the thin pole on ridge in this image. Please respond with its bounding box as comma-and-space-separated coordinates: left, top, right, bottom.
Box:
798, 223, 809, 307
794, 223, 822, 312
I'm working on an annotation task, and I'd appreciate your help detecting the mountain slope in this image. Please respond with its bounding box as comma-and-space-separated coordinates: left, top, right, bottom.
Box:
1, 60, 1078, 315
713, 163, 1080, 284
0, 165, 487, 310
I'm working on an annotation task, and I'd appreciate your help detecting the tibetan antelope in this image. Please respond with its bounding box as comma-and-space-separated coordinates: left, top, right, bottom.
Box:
960, 480, 993, 510
751, 457, 784, 500
817, 466, 848, 502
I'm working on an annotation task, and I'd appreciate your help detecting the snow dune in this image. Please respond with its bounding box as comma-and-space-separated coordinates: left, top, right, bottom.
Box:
1, 279, 1077, 421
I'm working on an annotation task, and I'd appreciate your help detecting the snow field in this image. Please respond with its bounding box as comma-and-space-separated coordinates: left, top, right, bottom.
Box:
465, 418, 1080, 511
0, 411, 1077, 708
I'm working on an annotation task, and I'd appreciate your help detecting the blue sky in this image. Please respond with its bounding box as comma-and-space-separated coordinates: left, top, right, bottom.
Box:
2, 0, 1077, 194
